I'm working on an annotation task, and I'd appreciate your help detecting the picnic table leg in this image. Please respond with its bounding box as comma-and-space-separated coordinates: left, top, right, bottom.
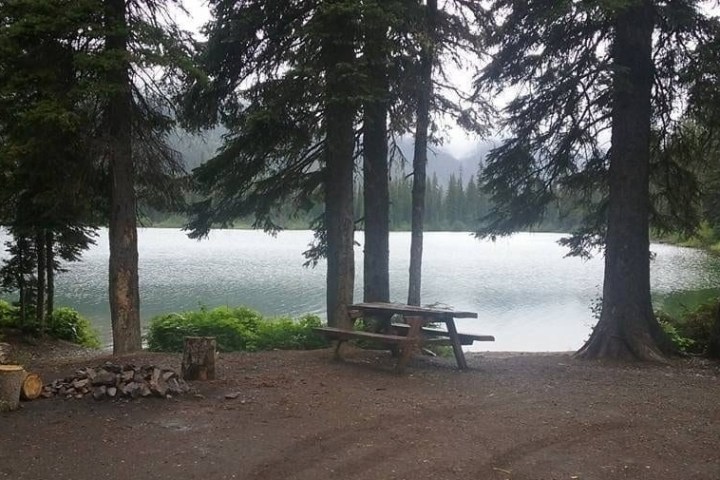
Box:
445, 316, 468, 370
333, 339, 346, 360
396, 316, 422, 372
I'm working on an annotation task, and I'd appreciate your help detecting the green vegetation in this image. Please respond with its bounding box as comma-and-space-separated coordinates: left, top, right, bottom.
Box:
146, 306, 329, 353
0, 300, 100, 348
48, 307, 101, 349
657, 222, 720, 253
657, 302, 720, 356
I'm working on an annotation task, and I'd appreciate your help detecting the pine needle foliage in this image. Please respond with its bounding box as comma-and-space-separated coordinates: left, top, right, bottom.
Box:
476, 0, 720, 257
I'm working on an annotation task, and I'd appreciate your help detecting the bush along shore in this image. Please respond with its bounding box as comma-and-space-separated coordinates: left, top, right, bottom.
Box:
147, 306, 329, 353
658, 302, 720, 358
0, 300, 100, 348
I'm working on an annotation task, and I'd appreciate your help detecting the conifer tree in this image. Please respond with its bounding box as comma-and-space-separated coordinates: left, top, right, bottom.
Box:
477, 0, 720, 360
0, 0, 192, 349
98, 0, 191, 353
362, 0, 395, 305
184, 0, 363, 327
0, 0, 102, 330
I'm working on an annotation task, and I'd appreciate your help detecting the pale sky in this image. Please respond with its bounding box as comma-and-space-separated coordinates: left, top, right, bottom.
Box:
177, 1, 720, 159
176, 0, 484, 158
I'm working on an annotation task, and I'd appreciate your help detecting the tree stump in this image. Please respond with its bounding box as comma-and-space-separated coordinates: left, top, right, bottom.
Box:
181, 337, 216, 381
0, 365, 26, 412
0, 342, 11, 364
20, 373, 43, 401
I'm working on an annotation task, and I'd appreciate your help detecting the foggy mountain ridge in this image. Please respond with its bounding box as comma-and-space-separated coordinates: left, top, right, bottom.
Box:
171, 129, 493, 187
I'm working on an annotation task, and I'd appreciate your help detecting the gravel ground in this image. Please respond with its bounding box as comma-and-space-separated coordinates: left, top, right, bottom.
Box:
1, 346, 719, 480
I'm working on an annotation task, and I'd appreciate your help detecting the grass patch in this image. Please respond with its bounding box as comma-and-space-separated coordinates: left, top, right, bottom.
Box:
146, 306, 330, 352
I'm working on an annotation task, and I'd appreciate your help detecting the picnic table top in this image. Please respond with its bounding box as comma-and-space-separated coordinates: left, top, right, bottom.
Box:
349, 302, 478, 319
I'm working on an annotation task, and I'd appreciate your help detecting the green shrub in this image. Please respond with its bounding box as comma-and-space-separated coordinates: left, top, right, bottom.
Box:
0, 300, 18, 327
49, 307, 101, 348
146, 306, 329, 352
676, 302, 717, 354
656, 311, 695, 353
656, 302, 718, 355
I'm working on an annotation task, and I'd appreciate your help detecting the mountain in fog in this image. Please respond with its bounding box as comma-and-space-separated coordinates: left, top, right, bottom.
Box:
390, 137, 492, 185
171, 129, 494, 186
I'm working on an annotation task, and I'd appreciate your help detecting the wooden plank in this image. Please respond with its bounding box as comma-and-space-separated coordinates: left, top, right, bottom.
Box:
350, 302, 477, 319
460, 334, 495, 342
314, 327, 411, 344
390, 323, 495, 344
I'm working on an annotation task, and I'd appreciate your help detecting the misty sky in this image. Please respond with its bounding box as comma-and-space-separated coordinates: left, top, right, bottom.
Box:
175, 0, 484, 158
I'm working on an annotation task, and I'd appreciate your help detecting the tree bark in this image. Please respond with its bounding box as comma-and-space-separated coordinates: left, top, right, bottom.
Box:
34, 230, 46, 331
408, 0, 437, 306
707, 302, 720, 358
575, 1, 672, 361
323, 0, 357, 329
362, 0, 390, 305
105, 0, 141, 354
0, 365, 25, 412
45, 230, 54, 318
181, 337, 217, 381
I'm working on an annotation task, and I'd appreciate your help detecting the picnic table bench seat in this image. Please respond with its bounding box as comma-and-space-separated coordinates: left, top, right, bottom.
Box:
313, 326, 411, 344
388, 323, 495, 345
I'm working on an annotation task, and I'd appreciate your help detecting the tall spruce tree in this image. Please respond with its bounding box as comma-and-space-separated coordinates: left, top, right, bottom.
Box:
321, 0, 360, 327
406, 0, 490, 305
103, 0, 141, 354
100, 0, 191, 353
1, 0, 191, 349
0, 0, 102, 330
478, 0, 720, 360
408, 0, 437, 306
184, 0, 363, 327
362, 0, 394, 305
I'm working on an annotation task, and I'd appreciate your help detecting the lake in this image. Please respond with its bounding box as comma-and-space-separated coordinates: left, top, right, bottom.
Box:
2, 228, 719, 351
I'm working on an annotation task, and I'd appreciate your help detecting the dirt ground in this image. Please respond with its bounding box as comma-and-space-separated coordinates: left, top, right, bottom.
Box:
1, 345, 719, 480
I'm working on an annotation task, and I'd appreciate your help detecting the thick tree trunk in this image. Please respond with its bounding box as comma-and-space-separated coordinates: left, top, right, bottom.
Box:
105, 0, 141, 354
45, 230, 54, 318
408, 0, 436, 306
323, 0, 357, 329
576, 1, 671, 361
34, 230, 46, 331
362, 0, 390, 305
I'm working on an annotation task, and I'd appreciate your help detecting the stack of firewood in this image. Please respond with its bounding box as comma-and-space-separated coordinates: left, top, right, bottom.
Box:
43, 362, 190, 400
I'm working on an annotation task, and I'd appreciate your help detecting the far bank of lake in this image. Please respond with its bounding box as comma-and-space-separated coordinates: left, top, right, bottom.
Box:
2, 228, 719, 351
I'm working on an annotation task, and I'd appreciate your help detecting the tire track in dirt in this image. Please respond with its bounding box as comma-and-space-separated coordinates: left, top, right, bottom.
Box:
245, 403, 485, 480
474, 420, 645, 479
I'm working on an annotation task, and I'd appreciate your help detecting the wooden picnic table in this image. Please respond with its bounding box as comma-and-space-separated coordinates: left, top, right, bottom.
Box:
315, 302, 494, 372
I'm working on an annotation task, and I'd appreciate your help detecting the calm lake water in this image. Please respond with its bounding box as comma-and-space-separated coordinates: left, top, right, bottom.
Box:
2, 228, 719, 351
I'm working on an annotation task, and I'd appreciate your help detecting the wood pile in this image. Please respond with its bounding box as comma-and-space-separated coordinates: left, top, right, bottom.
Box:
43, 362, 190, 400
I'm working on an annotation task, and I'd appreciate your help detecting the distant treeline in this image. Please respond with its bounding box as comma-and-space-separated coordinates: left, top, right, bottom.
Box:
144, 172, 585, 233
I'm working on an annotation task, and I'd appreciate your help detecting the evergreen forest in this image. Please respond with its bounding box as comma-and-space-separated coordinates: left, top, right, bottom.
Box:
1, 0, 719, 361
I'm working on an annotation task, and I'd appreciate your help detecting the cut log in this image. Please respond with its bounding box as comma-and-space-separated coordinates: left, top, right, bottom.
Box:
20, 373, 43, 401
0, 365, 26, 412
181, 336, 217, 381
0, 342, 11, 363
